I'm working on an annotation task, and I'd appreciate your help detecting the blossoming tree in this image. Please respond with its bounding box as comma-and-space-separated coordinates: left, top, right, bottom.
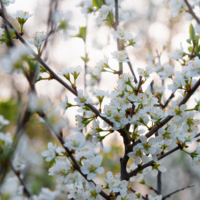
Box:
0, 0, 200, 200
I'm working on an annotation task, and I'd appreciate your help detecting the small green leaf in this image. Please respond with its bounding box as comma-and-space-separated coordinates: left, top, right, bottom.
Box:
81, 56, 89, 63
186, 39, 191, 44
72, 27, 86, 41
195, 35, 200, 40
189, 24, 195, 40
93, 0, 104, 9
188, 46, 193, 53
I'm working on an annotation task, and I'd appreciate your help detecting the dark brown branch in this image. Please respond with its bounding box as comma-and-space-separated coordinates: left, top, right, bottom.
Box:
127, 187, 147, 200
184, 0, 200, 24
9, 160, 32, 198
162, 93, 175, 108
147, 185, 159, 195
157, 171, 162, 194
162, 184, 194, 200
127, 60, 138, 83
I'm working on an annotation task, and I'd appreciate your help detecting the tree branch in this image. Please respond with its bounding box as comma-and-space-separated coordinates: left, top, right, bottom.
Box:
162, 184, 194, 200
127, 187, 147, 200
127, 59, 138, 84
184, 0, 200, 24
9, 160, 32, 198
157, 171, 162, 194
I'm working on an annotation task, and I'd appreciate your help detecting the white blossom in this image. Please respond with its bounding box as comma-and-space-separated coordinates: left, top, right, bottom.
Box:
0, 115, 9, 128
49, 159, 73, 183
64, 132, 85, 150
74, 89, 92, 106
125, 33, 141, 48
0, 132, 13, 146
111, 50, 129, 63
168, 43, 183, 60
1, 45, 31, 73
168, 0, 184, 18
41, 142, 64, 162
112, 25, 130, 40
81, 155, 104, 180
104, 171, 128, 196
12, 10, 33, 21
96, 4, 113, 25
28, 31, 47, 48
158, 63, 174, 79
13, 154, 26, 171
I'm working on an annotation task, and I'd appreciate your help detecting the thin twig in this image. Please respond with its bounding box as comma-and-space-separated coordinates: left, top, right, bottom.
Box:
184, 0, 200, 24
127, 60, 138, 83
147, 185, 159, 195
162, 93, 175, 108
40, 0, 58, 56
136, 76, 142, 95
162, 184, 194, 200
114, 0, 123, 75
128, 187, 147, 200
84, 15, 88, 92
9, 160, 32, 198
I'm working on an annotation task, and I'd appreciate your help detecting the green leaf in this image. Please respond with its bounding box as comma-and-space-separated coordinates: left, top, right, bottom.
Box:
1, 29, 15, 44
188, 46, 193, 53
93, 0, 104, 9
195, 35, 200, 40
189, 24, 195, 40
81, 53, 89, 63
186, 39, 191, 44
194, 40, 199, 53
72, 27, 86, 41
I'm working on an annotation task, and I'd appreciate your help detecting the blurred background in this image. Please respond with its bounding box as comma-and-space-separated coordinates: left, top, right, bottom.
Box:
0, 0, 200, 199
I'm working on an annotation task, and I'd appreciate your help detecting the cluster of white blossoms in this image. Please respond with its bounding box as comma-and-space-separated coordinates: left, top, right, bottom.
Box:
68, 182, 103, 200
